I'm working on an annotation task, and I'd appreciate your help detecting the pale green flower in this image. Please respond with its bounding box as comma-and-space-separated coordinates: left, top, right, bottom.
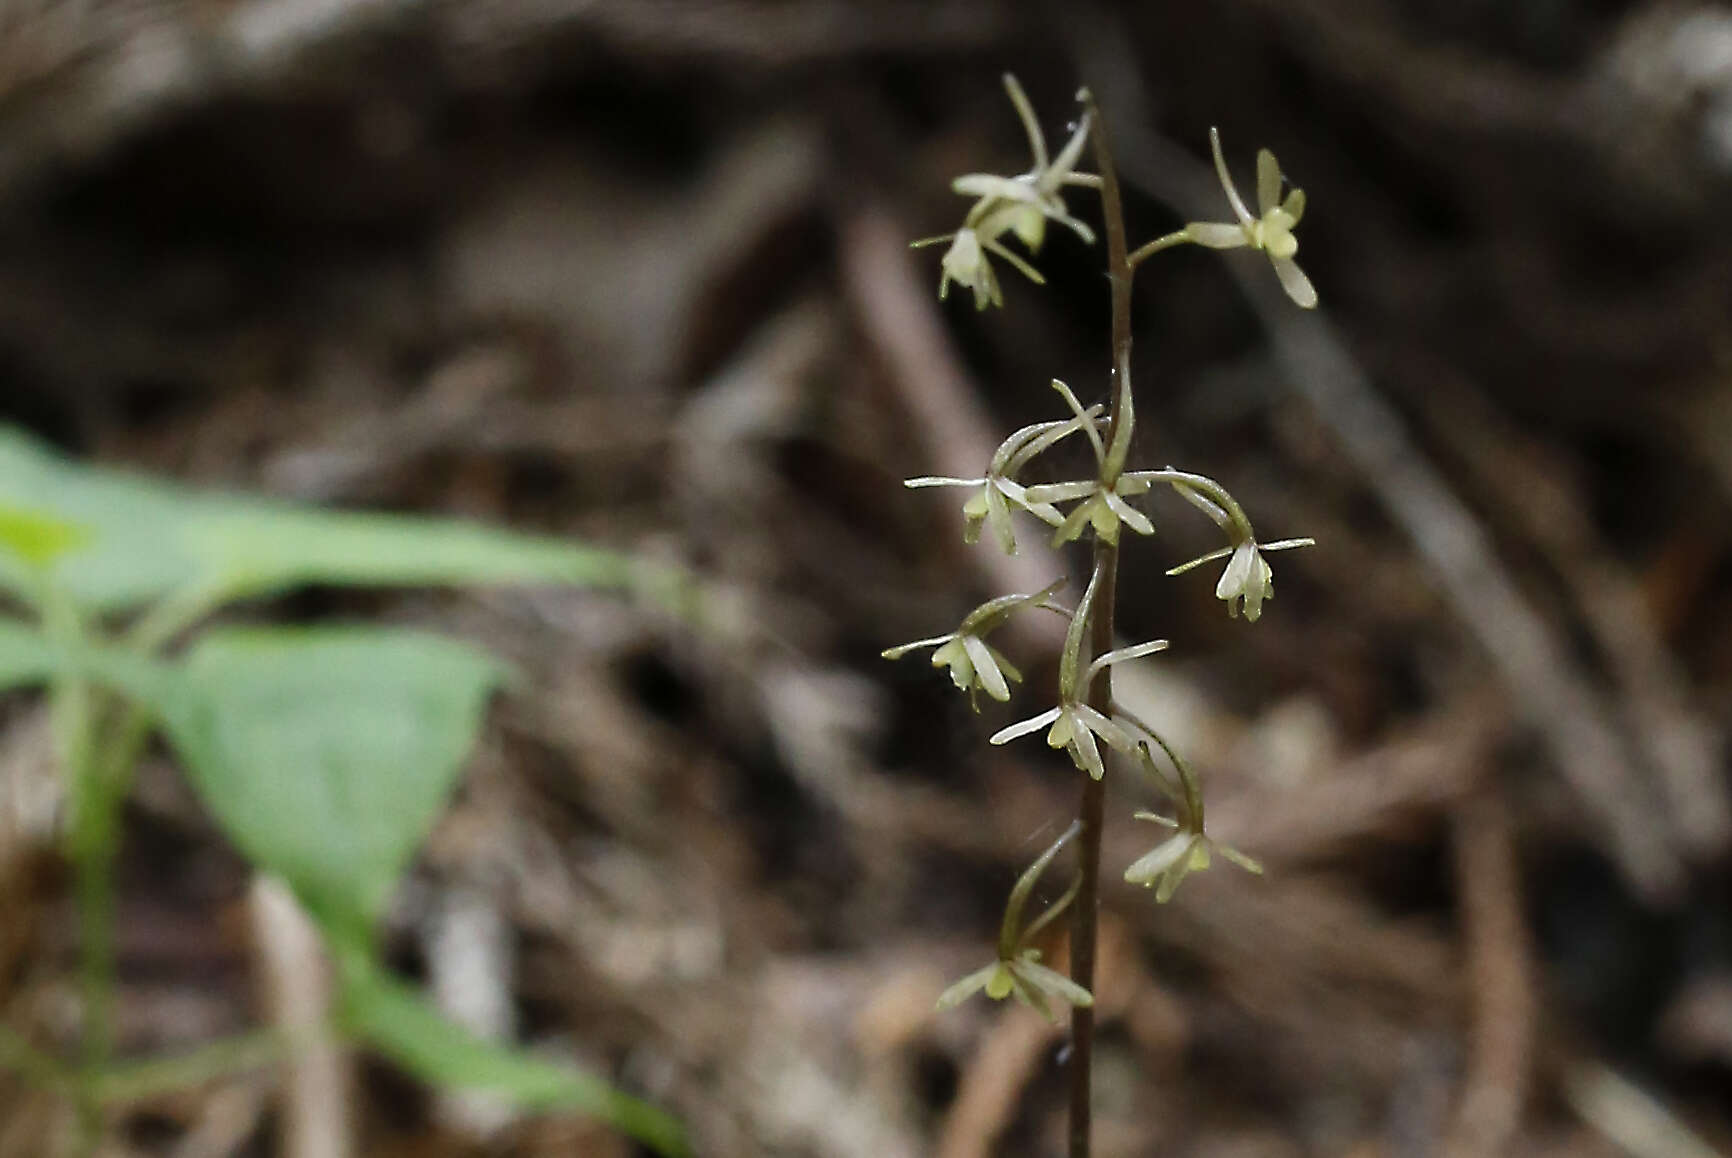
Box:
1124, 812, 1262, 903
904, 397, 1106, 554
1184, 128, 1317, 309
1024, 475, 1155, 547
912, 75, 1097, 310
935, 948, 1093, 1024
882, 581, 1065, 708
988, 639, 1168, 779
1117, 712, 1261, 902
905, 472, 1063, 555
1018, 378, 1156, 547
1168, 536, 1314, 622
935, 820, 1093, 1024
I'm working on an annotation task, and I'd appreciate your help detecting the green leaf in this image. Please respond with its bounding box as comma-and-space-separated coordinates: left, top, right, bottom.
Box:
147, 628, 505, 932
0, 617, 57, 693
338, 962, 688, 1157
0, 425, 648, 613
0, 503, 90, 569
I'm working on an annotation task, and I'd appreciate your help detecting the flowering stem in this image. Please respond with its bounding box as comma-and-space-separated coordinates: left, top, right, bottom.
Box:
1066, 86, 1137, 1158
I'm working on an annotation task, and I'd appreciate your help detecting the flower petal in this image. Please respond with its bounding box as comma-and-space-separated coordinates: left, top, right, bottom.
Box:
1002, 73, 1048, 171
1047, 112, 1093, 188
880, 633, 957, 660
1125, 833, 1195, 886
935, 962, 1001, 1010
985, 480, 1019, 555
1219, 844, 1265, 875
989, 706, 1063, 745
1012, 958, 1095, 1008
1103, 489, 1155, 537
1166, 545, 1234, 577
953, 172, 1042, 203
1283, 186, 1306, 226
1184, 221, 1251, 249
1209, 127, 1255, 225
962, 634, 1012, 702
1085, 639, 1170, 685
1216, 541, 1257, 601
1023, 480, 1099, 504
1271, 255, 1317, 309
1072, 704, 1137, 753
933, 637, 975, 690
982, 237, 1046, 286
1256, 148, 1281, 219
1051, 499, 1096, 547
1068, 713, 1107, 780
905, 476, 985, 489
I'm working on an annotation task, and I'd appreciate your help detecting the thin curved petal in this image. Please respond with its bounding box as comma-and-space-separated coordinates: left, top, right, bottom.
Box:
989, 706, 1063, 745
1256, 148, 1281, 218
880, 633, 957, 660
952, 173, 1041, 203
1271, 255, 1318, 309
1219, 844, 1265, 875
1085, 640, 1170, 685
1166, 546, 1234, 577
1002, 73, 1048, 171
1283, 187, 1306, 225
1012, 959, 1095, 1008
982, 238, 1046, 286
905, 476, 985, 489
1209, 128, 1254, 225
1048, 114, 1093, 186
935, 962, 1001, 1010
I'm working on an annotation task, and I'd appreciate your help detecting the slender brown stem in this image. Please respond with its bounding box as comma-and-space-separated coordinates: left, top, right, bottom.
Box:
1067, 87, 1137, 1158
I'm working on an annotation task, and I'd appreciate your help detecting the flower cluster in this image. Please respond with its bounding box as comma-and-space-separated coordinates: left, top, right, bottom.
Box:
895, 77, 1321, 1039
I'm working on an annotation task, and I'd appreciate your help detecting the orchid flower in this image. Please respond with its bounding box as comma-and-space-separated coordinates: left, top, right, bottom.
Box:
1183, 128, 1317, 308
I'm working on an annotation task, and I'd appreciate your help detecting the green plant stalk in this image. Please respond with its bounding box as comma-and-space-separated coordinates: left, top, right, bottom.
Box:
1068, 87, 1137, 1158
37, 585, 112, 1156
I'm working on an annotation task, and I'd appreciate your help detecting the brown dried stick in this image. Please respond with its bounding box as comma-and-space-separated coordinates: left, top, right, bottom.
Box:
1418, 373, 1729, 858
1441, 789, 1536, 1158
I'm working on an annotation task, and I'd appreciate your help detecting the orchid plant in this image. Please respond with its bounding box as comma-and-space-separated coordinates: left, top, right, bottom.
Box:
884, 76, 1316, 1157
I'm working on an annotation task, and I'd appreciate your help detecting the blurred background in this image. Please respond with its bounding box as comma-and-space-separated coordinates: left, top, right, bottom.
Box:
3, 0, 1732, 1154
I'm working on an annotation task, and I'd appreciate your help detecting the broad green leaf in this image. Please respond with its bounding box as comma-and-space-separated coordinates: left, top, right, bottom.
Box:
338, 962, 688, 1157
0, 617, 56, 693
146, 628, 505, 932
0, 425, 647, 613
